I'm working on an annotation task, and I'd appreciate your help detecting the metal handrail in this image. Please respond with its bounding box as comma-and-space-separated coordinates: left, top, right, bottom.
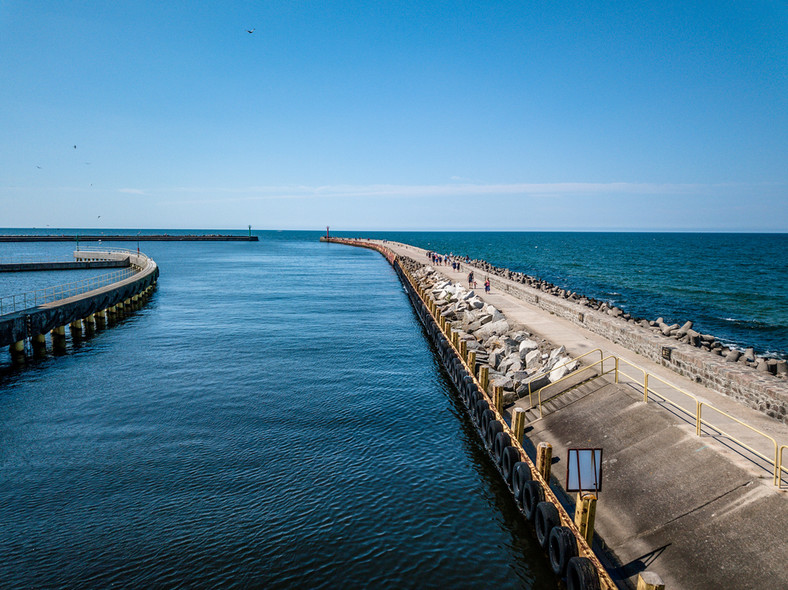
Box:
76, 247, 138, 255
613, 357, 786, 487
0, 267, 137, 316
780, 446, 788, 488
617, 357, 700, 427
0, 255, 75, 264
698, 403, 780, 486
527, 348, 605, 408
536, 356, 617, 418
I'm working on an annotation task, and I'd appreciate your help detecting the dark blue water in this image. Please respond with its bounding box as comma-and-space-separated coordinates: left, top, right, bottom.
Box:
0, 234, 554, 588
333, 231, 788, 359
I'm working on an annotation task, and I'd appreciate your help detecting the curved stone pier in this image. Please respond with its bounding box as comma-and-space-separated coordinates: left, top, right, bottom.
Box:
1, 250, 159, 352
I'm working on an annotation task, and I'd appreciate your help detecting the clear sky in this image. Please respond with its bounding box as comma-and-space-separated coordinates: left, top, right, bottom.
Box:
1, 1, 786, 231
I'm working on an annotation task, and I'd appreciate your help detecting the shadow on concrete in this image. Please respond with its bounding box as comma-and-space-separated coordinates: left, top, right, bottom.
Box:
609, 543, 671, 581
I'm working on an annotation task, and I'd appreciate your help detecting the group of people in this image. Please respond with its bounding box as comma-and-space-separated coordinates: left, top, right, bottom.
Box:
466, 271, 490, 293
426, 250, 490, 293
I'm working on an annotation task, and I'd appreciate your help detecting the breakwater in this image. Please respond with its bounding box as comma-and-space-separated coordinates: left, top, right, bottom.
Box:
0, 234, 258, 242
1, 250, 158, 354
452, 254, 788, 425
463, 256, 786, 374
325, 237, 621, 589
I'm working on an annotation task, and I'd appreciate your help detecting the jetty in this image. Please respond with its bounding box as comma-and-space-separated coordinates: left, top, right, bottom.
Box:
323, 237, 788, 590
1, 249, 158, 352
0, 234, 258, 242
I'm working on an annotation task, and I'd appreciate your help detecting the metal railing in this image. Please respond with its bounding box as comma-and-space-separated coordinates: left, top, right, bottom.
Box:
0, 267, 137, 316
0, 254, 74, 264
614, 356, 785, 487
533, 355, 617, 417
780, 446, 788, 489
525, 347, 605, 409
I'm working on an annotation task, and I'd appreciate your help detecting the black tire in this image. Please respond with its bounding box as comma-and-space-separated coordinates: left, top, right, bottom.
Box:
485, 420, 503, 449
480, 410, 495, 437
535, 502, 560, 549
566, 557, 600, 590
512, 462, 532, 505
493, 432, 512, 463
473, 399, 489, 425
549, 526, 578, 577
468, 389, 479, 410
501, 447, 520, 484
522, 480, 543, 520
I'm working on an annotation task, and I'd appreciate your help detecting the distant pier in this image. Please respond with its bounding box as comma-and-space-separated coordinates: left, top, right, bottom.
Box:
0, 234, 258, 242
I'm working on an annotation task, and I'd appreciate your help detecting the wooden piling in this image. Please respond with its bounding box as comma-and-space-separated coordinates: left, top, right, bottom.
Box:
512, 407, 526, 442
493, 385, 503, 414
536, 442, 552, 481
574, 492, 597, 545
480, 366, 489, 393
636, 572, 665, 590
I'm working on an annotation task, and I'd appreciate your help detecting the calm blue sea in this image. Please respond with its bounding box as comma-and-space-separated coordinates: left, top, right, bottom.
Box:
0, 232, 554, 589
1, 229, 785, 588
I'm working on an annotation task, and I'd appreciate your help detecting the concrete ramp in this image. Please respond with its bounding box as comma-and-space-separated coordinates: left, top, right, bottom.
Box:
523, 382, 788, 589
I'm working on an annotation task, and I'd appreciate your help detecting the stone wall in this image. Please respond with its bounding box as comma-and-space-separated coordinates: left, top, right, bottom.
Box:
483, 271, 788, 424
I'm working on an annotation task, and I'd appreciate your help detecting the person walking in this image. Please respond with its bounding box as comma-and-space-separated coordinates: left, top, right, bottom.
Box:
484, 278, 490, 293
468, 271, 474, 287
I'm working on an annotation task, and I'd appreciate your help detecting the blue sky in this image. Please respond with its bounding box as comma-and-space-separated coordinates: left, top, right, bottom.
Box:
1, 1, 786, 231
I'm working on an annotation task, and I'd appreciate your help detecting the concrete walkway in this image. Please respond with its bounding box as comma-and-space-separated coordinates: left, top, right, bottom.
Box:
376, 240, 788, 590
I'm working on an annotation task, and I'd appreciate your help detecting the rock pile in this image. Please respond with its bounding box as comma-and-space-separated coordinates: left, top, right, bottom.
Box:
405, 259, 578, 404
462, 258, 786, 378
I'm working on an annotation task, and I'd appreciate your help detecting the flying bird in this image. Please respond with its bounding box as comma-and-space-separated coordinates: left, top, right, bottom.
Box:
73, 145, 77, 149
246, 28, 255, 33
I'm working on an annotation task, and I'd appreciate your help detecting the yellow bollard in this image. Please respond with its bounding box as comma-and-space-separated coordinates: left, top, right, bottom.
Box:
493, 385, 503, 414
636, 572, 665, 590
480, 366, 489, 393
574, 492, 597, 545
32, 333, 47, 351
512, 408, 526, 442
536, 442, 553, 481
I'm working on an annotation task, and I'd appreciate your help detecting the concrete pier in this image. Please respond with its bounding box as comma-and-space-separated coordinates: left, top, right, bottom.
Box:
326, 237, 788, 590
1, 250, 159, 352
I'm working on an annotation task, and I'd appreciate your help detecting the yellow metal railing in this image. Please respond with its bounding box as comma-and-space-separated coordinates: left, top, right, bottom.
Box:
526, 348, 605, 410
698, 403, 779, 485
780, 446, 788, 488
615, 356, 785, 487
534, 355, 617, 418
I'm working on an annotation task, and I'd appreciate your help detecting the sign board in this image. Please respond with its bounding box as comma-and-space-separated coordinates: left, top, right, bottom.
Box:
566, 448, 603, 492
661, 346, 672, 361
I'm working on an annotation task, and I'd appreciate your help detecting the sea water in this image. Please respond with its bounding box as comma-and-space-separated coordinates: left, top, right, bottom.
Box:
0, 233, 555, 588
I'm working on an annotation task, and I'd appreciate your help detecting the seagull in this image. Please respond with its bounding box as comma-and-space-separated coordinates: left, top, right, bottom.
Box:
246, 28, 255, 33
36, 165, 42, 169
73, 145, 77, 149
